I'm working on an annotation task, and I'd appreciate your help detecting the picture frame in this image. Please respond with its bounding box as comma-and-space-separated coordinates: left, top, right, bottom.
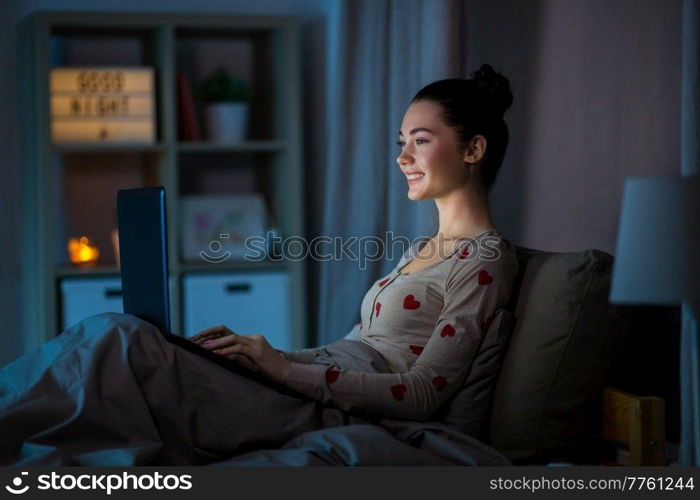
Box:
181, 193, 267, 263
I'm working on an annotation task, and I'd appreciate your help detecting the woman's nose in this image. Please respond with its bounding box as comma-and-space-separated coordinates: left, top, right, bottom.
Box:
397, 152, 412, 166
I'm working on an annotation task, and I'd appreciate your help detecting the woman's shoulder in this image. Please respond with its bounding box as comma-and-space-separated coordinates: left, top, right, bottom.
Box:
446, 230, 519, 285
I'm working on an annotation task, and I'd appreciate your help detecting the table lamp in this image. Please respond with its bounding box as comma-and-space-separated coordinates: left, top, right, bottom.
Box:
609, 174, 699, 466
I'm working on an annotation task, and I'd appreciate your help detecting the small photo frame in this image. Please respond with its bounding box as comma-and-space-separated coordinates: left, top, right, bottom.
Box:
181, 193, 267, 262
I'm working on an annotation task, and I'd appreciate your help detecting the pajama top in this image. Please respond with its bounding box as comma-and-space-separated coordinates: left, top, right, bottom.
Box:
281, 229, 519, 421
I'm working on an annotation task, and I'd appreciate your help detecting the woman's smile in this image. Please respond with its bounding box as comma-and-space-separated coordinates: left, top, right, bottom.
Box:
406, 172, 425, 184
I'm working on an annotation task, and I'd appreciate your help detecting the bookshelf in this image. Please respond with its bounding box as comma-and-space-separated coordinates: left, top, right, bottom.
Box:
19, 11, 307, 352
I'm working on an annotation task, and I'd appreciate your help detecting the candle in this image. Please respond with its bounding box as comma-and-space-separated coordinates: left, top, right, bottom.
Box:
68, 236, 100, 265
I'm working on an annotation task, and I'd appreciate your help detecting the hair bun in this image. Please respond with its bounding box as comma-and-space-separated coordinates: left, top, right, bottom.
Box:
471, 64, 513, 117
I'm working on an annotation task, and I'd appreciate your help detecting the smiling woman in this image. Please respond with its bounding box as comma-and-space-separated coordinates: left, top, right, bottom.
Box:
275, 65, 519, 427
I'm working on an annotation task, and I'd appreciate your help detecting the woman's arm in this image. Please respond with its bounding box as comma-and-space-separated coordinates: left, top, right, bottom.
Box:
283, 248, 518, 421
275, 322, 362, 364
197, 322, 365, 382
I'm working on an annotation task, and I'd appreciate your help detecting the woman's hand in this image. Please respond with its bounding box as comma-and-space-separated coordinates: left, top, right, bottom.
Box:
189, 325, 290, 384
188, 326, 227, 345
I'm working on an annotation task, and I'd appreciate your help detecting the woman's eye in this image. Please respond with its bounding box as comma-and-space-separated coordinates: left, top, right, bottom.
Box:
396, 139, 427, 148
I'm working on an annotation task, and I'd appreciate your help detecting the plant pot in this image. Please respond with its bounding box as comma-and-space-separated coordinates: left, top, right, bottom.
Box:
204, 102, 249, 143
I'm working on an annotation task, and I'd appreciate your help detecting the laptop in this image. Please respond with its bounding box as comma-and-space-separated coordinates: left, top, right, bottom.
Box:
117, 186, 171, 335
117, 186, 275, 386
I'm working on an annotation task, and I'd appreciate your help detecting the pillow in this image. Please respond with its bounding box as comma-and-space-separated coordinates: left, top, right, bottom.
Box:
488, 246, 631, 464
432, 308, 515, 443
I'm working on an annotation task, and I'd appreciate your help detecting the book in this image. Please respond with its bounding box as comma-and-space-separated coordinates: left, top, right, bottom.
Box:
177, 73, 202, 141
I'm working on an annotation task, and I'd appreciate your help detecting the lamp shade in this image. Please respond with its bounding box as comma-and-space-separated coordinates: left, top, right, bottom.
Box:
610, 175, 700, 305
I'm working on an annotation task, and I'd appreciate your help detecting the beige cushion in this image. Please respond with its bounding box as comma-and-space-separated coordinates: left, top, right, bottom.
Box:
488, 247, 630, 464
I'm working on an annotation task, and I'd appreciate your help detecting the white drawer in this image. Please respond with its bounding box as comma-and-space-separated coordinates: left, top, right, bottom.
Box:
60, 277, 123, 331
183, 271, 292, 350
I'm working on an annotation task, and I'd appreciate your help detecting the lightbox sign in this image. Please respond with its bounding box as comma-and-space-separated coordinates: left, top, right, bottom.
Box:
50, 67, 155, 143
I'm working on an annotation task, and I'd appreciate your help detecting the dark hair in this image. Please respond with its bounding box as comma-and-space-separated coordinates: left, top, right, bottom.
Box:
410, 64, 513, 194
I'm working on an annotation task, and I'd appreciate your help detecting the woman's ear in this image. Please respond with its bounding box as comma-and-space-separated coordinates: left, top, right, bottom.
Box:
463, 135, 487, 164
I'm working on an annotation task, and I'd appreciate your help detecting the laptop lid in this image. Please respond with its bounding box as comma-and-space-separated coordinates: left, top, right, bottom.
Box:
117, 186, 171, 334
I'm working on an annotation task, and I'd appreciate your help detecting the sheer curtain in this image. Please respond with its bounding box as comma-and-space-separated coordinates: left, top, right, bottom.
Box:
315, 0, 469, 344
680, 0, 700, 467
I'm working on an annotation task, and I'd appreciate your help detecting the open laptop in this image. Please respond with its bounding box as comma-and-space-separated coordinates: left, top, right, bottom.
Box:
117, 186, 275, 386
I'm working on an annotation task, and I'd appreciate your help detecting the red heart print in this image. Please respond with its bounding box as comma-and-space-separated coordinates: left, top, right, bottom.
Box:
326, 369, 340, 384
375, 303, 381, 317
440, 324, 455, 337
432, 376, 447, 391
378, 278, 390, 287
403, 294, 421, 310
481, 314, 495, 332
409, 344, 424, 355
478, 269, 493, 285
391, 384, 407, 401
458, 246, 470, 259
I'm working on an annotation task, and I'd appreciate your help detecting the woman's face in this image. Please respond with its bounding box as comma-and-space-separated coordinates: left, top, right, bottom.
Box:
396, 100, 469, 201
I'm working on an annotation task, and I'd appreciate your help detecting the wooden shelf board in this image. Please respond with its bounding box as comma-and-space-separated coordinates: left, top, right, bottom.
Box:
56, 264, 120, 277
177, 141, 285, 153
52, 143, 166, 153
179, 259, 287, 273
57, 259, 289, 279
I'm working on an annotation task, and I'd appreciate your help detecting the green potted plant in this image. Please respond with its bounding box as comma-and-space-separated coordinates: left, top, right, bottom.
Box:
199, 67, 252, 143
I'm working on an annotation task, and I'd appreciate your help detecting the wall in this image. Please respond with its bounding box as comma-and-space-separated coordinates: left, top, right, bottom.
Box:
470, 0, 682, 253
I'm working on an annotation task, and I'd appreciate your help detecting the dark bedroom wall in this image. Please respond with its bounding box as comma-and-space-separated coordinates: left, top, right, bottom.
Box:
468, 0, 682, 254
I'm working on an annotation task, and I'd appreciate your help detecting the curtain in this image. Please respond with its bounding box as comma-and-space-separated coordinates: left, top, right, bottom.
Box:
316, 0, 470, 344
680, 0, 700, 467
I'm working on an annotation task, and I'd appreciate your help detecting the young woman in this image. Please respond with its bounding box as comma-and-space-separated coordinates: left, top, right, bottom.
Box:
0, 64, 518, 465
